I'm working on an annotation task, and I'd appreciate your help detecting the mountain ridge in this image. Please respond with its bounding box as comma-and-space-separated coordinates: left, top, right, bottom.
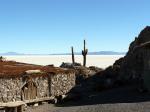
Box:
0, 51, 126, 55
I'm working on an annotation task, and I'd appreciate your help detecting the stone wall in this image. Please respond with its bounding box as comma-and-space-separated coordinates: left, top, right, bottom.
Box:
33, 76, 49, 98
0, 71, 75, 103
50, 73, 75, 97
0, 77, 22, 103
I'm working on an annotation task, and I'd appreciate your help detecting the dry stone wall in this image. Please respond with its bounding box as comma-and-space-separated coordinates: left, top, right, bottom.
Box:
33, 77, 49, 98
0, 71, 75, 103
50, 73, 75, 97
0, 77, 22, 103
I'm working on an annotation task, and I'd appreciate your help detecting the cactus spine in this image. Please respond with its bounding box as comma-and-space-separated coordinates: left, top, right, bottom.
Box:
82, 40, 88, 67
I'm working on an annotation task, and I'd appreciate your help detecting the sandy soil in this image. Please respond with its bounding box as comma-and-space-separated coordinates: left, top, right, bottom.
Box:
5, 55, 123, 68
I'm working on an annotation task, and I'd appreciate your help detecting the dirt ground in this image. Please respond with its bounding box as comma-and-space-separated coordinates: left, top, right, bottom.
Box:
25, 86, 150, 112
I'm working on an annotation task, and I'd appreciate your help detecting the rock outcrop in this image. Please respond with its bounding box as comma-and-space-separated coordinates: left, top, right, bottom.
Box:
86, 26, 150, 92
113, 26, 150, 89
60, 62, 103, 84
60, 62, 81, 68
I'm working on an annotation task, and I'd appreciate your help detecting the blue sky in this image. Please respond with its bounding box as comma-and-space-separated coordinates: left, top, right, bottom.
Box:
0, 0, 149, 54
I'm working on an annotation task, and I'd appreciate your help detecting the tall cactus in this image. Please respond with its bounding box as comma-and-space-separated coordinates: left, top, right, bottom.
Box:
82, 40, 88, 67
71, 46, 75, 64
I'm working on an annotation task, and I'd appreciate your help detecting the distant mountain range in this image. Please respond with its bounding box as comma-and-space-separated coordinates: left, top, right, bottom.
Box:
0, 51, 126, 56
51, 51, 126, 55
88, 51, 126, 55
0, 52, 25, 55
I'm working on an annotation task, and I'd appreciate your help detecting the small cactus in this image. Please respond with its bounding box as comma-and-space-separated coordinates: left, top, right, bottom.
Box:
82, 40, 88, 67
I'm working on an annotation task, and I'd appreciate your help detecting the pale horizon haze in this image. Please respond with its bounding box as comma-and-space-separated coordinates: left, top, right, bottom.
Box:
5, 55, 124, 68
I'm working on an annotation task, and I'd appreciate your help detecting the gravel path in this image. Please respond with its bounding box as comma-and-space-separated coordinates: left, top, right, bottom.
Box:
25, 86, 150, 112
26, 102, 150, 112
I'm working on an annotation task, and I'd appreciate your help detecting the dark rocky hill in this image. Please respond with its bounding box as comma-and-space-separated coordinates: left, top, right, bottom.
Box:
112, 26, 150, 89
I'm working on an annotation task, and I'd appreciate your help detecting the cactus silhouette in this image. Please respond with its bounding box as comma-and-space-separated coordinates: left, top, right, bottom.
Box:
0, 56, 4, 62
82, 40, 88, 67
71, 46, 75, 64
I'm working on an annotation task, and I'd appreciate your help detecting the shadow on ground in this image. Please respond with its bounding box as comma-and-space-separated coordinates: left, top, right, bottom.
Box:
56, 85, 150, 107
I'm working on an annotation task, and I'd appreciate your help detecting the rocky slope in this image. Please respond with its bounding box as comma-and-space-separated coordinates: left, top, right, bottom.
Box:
113, 26, 150, 87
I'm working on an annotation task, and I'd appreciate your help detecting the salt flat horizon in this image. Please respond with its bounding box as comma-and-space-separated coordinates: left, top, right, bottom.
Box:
4, 55, 124, 69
